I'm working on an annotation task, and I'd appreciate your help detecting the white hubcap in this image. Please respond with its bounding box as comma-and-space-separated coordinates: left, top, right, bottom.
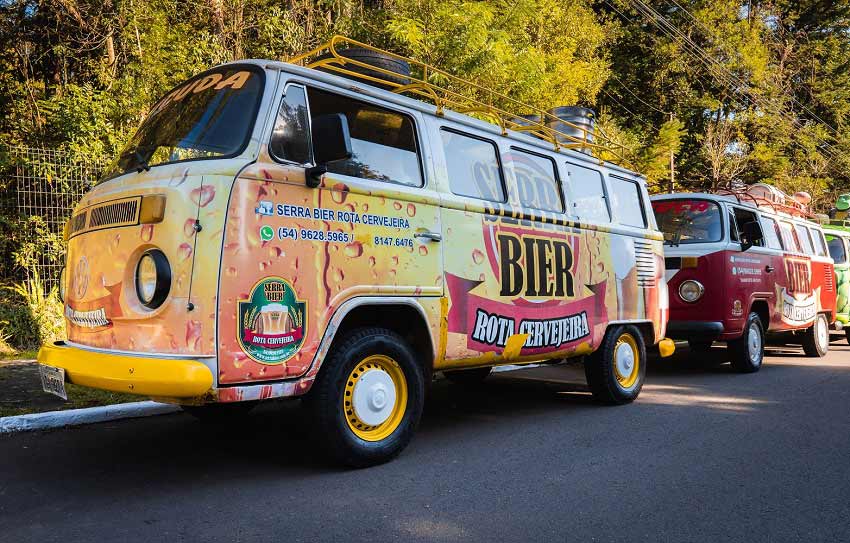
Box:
816, 316, 828, 349
352, 369, 397, 426
615, 343, 635, 378
748, 322, 762, 362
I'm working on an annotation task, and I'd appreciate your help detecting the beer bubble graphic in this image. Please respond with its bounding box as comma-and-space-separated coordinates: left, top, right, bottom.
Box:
344, 242, 363, 258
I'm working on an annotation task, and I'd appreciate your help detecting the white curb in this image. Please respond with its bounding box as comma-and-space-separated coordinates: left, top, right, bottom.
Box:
0, 401, 181, 434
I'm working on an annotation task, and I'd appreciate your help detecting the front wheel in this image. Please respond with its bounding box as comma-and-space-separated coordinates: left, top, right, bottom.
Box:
305, 327, 425, 468
585, 325, 646, 404
802, 313, 829, 357
729, 312, 764, 373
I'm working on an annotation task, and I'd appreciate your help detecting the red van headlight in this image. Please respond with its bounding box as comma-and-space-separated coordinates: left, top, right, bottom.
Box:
678, 280, 705, 303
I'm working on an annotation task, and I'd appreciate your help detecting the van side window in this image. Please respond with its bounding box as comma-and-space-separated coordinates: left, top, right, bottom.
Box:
609, 176, 646, 228
760, 216, 783, 250
564, 164, 609, 223
307, 88, 423, 187
728, 211, 739, 242
440, 129, 506, 202
809, 227, 828, 257
794, 223, 815, 255
269, 85, 312, 164
509, 148, 563, 212
779, 221, 801, 252
733, 208, 764, 246
826, 235, 848, 264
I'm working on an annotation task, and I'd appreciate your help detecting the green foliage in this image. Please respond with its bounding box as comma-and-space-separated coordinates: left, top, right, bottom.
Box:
0, 0, 848, 201
1, 271, 65, 350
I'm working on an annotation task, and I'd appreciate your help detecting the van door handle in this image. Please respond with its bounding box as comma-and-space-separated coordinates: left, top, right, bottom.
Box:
414, 230, 442, 242
765, 265, 775, 273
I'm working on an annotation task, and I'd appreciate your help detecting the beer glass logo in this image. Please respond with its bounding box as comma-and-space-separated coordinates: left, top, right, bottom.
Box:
237, 277, 306, 364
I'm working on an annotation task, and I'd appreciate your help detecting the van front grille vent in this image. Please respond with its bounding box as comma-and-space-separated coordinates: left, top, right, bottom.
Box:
69, 212, 88, 235
87, 198, 140, 230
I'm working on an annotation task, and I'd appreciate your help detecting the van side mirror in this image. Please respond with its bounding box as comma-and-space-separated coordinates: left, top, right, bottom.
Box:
740, 221, 763, 251
306, 113, 352, 188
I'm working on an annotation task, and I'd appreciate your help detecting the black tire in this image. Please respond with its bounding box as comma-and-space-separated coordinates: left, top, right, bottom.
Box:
444, 367, 491, 385
182, 401, 255, 423
802, 313, 830, 357
846, 327, 850, 346
304, 327, 425, 468
688, 340, 713, 353
585, 325, 646, 404
316, 47, 411, 89
729, 312, 764, 373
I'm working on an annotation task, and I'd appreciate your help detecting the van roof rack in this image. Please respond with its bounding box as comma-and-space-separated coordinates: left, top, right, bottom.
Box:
289, 36, 634, 170
714, 185, 813, 220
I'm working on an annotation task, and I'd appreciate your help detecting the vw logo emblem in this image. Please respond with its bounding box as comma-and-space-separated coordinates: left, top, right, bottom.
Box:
73, 256, 89, 299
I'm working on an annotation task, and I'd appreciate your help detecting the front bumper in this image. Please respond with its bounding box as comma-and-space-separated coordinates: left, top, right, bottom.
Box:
37, 341, 214, 398
665, 321, 724, 340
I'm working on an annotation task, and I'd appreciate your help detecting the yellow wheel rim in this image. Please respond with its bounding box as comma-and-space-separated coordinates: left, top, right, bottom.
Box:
613, 333, 640, 389
343, 354, 408, 442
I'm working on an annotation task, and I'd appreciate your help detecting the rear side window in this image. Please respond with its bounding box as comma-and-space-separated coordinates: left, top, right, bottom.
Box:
609, 176, 646, 228
809, 227, 828, 257
509, 148, 563, 212
779, 221, 801, 252
307, 88, 422, 187
564, 163, 609, 223
441, 129, 506, 202
827, 235, 848, 264
794, 223, 815, 255
760, 216, 783, 250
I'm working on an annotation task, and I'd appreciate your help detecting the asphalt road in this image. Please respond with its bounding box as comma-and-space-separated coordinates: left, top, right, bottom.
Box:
2, 339, 850, 543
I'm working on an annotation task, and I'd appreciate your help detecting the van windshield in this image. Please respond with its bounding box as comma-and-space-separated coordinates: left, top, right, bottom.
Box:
651, 199, 722, 245
102, 67, 263, 181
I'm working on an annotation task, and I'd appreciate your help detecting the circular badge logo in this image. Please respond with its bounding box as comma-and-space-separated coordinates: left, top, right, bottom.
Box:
73, 256, 89, 299
237, 277, 307, 364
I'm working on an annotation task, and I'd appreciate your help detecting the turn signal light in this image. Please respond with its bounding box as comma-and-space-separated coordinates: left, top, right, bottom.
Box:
681, 256, 699, 268
139, 195, 167, 224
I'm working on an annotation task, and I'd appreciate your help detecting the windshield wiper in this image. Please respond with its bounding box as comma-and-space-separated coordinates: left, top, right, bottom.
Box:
134, 150, 152, 173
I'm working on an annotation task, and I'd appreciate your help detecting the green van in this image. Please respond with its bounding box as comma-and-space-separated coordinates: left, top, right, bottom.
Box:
823, 223, 850, 343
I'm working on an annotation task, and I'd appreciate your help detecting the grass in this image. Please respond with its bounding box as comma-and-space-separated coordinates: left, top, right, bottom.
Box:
0, 349, 39, 361
0, 363, 141, 418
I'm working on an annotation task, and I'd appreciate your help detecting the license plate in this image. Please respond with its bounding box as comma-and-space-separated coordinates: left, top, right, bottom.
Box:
39, 364, 67, 400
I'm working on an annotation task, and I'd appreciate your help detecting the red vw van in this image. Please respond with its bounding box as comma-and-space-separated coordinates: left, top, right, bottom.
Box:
651, 185, 836, 372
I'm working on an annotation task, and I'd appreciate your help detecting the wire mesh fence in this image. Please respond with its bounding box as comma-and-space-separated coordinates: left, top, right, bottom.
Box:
2, 146, 105, 292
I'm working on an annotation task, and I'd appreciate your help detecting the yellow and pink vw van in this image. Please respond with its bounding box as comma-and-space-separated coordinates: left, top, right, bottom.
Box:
39, 37, 673, 466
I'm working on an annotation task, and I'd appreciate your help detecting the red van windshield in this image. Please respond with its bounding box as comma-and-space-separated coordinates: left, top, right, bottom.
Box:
651, 199, 722, 244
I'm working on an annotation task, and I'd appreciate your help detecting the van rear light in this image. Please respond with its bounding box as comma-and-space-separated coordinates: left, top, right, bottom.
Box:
678, 280, 705, 303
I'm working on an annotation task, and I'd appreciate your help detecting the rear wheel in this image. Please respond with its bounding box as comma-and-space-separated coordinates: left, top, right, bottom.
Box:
729, 312, 764, 373
305, 327, 425, 468
585, 325, 646, 404
802, 313, 829, 357
444, 367, 491, 385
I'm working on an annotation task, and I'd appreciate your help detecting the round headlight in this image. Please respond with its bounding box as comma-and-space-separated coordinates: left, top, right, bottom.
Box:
58, 267, 67, 303
135, 250, 171, 309
679, 280, 705, 303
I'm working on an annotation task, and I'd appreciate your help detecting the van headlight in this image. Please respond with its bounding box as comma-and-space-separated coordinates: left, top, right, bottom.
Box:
678, 280, 704, 303
135, 250, 171, 309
